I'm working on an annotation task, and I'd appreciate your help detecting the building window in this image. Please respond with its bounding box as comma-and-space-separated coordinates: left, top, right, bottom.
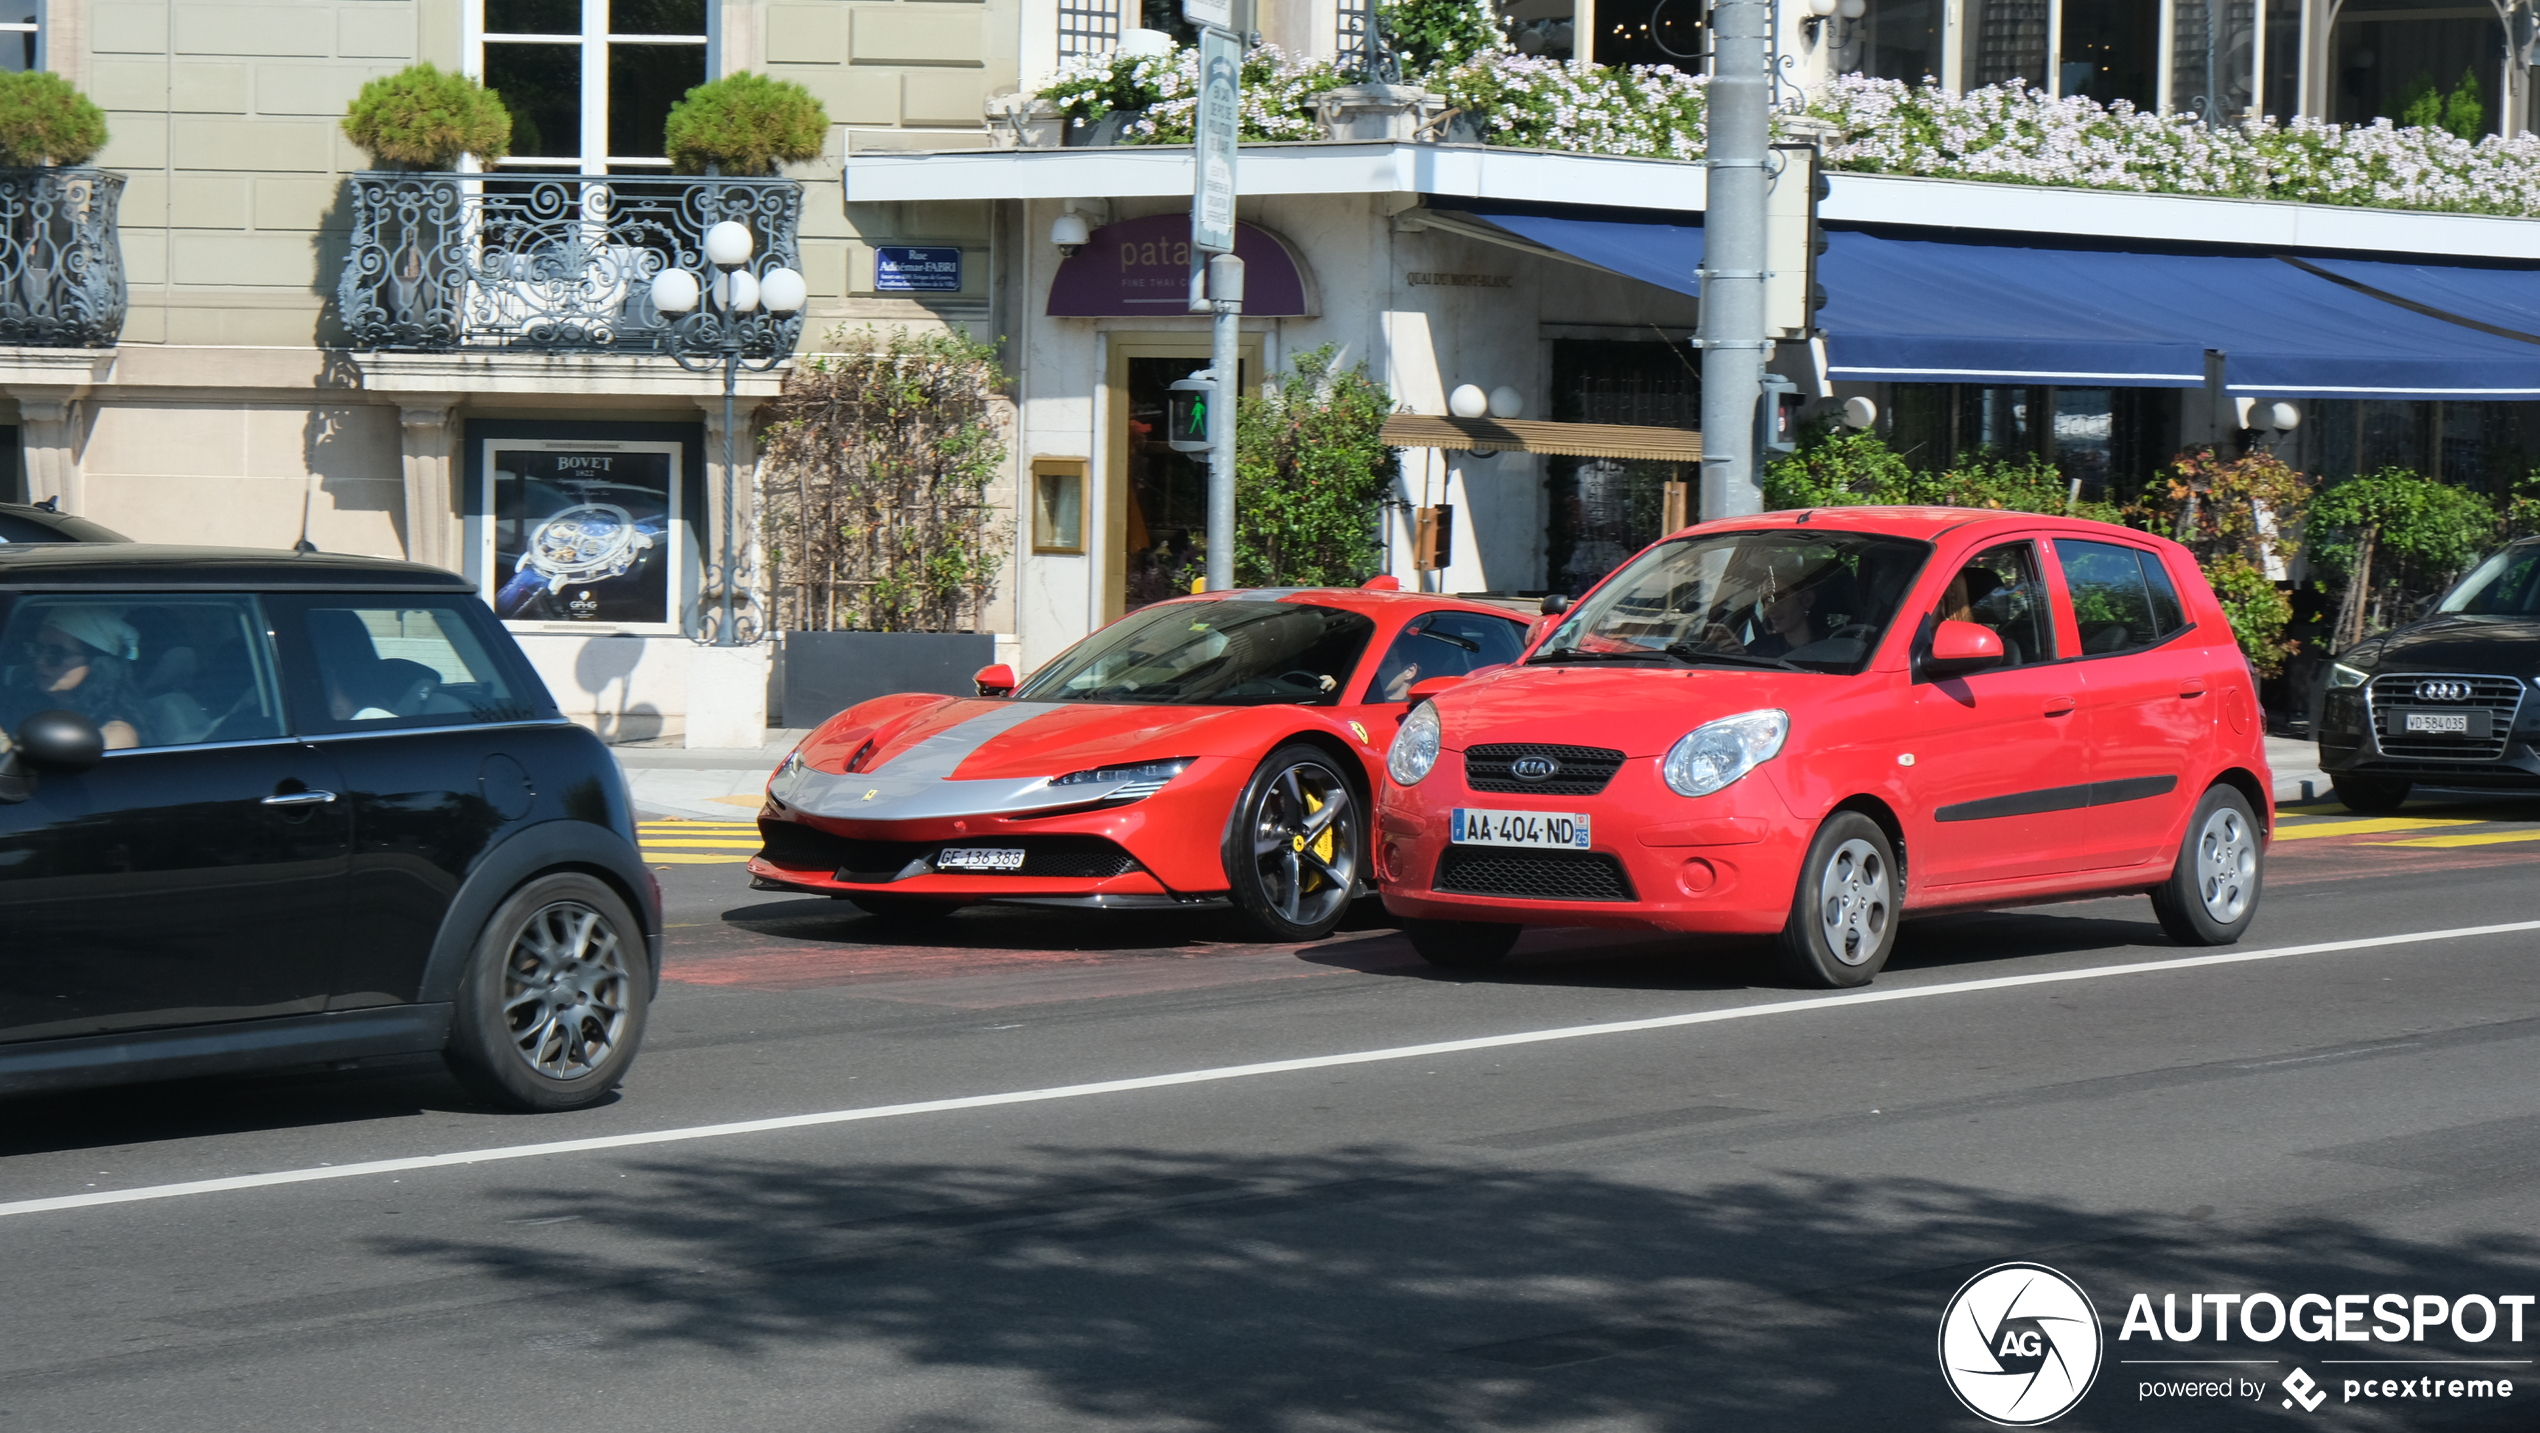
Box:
2331, 1, 2503, 133
1057, 0, 1120, 58
1965, 0, 2047, 91
1848, 0, 2328, 121
484, 439, 685, 629
1335, 0, 1372, 70
476, 0, 710, 172
1845, 0, 1944, 85
2, 1, 38, 74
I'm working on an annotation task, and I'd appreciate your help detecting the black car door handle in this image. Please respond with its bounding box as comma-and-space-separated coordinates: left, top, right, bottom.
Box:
260, 790, 339, 807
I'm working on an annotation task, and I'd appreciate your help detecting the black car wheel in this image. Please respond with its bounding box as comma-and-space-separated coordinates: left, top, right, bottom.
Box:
2331, 772, 2411, 813
446, 873, 650, 1112
1402, 917, 1522, 969
1225, 744, 1364, 941
1776, 812, 1899, 988
2150, 784, 2263, 946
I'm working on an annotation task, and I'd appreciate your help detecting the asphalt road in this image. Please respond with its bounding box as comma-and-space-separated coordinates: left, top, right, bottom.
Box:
9, 794, 2540, 1431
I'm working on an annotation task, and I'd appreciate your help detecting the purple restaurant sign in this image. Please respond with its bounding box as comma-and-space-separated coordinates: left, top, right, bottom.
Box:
1046, 214, 1315, 317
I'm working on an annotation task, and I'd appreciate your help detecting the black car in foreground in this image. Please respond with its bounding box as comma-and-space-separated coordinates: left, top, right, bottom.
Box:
0, 544, 658, 1110
2320, 536, 2540, 812
0, 500, 130, 546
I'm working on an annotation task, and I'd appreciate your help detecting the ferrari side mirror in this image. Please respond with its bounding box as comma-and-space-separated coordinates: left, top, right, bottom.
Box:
1406, 674, 1466, 702
974, 664, 1018, 697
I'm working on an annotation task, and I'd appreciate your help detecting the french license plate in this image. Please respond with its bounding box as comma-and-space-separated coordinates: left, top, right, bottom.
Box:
2387, 708, 2485, 739
936, 847, 1026, 872
1450, 809, 1591, 849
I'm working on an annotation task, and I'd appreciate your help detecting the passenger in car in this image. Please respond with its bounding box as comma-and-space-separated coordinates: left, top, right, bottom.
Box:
2, 607, 148, 750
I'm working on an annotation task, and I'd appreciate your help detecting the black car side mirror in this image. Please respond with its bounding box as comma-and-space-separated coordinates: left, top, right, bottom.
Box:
1540, 593, 1571, 616
0, 709, 106, 804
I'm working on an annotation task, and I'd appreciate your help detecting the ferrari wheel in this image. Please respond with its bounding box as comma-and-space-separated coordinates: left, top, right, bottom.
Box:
1226, 744, 1364, 942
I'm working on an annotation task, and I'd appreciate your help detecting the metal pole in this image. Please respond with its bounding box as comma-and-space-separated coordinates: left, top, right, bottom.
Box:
1698, 0, 1772, 520
1205, 253, 1244, 592
720, 342, 738, 647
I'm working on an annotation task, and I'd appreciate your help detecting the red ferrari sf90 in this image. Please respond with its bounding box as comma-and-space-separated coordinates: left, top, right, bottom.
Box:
747, 586, 1539, 940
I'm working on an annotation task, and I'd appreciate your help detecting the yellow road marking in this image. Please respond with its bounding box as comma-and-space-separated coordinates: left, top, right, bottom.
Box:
2369, 829, 2540, 849
649, 853, 751, 864
641, 838, 765, 850
2271, 818, 2485, 840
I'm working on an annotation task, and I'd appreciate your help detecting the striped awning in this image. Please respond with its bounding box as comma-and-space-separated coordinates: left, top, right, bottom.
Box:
1379, 414, 1704, 461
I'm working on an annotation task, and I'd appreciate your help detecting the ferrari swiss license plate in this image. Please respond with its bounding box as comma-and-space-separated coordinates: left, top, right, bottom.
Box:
1450, 809, 1591, 849
936, 847, 1026, 872
2387, 708, 2486, 739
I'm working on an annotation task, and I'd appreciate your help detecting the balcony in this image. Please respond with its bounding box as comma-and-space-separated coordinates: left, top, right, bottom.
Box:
337, 172, 806, 356
0, 168, 127, 349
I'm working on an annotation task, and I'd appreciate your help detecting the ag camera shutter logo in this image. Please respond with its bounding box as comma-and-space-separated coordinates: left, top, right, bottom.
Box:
1938, 1262, 2104, 1425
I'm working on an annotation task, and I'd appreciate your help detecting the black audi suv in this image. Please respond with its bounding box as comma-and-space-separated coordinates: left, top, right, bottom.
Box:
2319, 536, 2540, 812
0, 544, 657, 1110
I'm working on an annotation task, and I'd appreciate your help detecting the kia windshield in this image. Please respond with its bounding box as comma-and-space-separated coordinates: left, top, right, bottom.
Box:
1016, 600, 1377, 705
1533, 529, 1931, 674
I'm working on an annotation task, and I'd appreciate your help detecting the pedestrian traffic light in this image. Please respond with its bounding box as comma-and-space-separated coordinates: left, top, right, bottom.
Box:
1166, 370, 1215, 454
1760, 374, 1803, 455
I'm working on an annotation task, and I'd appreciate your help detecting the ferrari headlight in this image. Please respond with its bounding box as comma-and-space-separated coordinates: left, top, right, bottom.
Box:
1049, 758, 1191, 802
2327, 662, 2371, 689
1388, 701, 1443, 786
1661, 708, 1790, 798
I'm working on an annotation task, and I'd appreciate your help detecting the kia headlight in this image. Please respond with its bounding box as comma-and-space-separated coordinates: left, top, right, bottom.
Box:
1660, 708, 1790, 798
1388, 701, 1443, 786
2326, 662, 2371, 689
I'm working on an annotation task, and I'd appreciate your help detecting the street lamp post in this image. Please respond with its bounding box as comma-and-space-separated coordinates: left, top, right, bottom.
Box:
648, 219, 808, 647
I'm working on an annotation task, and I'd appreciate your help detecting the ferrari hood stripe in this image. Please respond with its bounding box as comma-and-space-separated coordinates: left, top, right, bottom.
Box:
772, 702, 1096, 822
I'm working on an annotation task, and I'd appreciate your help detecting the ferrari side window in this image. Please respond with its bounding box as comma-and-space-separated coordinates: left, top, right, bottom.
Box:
1367, 611, 1528, 702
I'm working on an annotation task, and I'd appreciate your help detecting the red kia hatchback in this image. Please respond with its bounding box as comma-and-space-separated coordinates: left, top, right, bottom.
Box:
1376, 508, 2271, 986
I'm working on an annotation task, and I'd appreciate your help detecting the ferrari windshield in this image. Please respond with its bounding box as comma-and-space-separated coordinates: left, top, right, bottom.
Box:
1533, 528, 1931, 674
1015, 600, 1377, 705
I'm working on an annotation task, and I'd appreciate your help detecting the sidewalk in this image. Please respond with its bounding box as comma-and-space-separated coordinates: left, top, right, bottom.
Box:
613, 730, 805, 821
2267, 735, 2329, 805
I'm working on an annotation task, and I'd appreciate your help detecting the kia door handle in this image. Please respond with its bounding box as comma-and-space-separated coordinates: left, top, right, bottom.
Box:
2179, 680, 2208, 698
2043, 697, 2076, 718
261, 789, 338, 807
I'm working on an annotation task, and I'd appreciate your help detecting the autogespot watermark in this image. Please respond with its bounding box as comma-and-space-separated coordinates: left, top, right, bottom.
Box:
1938, 1268, 2533, 1425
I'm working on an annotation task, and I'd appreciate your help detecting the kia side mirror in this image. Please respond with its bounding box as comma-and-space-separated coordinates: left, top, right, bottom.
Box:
1924, 620, 2005, 678
974, 663, 1017, 697
0, 709, 105, 804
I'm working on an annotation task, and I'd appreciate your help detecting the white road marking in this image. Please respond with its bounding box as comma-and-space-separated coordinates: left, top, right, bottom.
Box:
7, 919, 2538, 1221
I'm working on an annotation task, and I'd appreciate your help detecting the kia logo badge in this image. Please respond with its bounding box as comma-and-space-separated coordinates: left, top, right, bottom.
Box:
2415, 679, 2472, 702
1509, 755, 1562, 781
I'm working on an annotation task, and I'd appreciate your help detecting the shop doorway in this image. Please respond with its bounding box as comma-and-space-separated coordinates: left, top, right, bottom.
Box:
1103, 335, 1262, 619
1545, 339, 1700, 597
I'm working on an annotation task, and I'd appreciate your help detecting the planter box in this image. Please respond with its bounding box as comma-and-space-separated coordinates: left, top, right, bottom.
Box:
774, 630, 996, 728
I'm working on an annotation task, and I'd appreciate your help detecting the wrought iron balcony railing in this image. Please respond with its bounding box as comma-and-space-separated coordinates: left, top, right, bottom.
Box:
338, 171, 806, 356
0, 168, 127, 349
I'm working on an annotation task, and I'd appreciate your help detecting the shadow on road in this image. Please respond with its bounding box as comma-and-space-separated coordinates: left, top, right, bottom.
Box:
346, 1145, 2540, 1432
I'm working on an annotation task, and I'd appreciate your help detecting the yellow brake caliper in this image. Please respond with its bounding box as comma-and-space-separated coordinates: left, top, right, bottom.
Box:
1298, 790, 1334, 889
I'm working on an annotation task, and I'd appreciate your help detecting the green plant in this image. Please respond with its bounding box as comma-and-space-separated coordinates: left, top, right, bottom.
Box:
1761, 424, 2120, 521
2444, 67, 2488, 142
1231, 346, 1397, 587
665, 73, 827, 175
2308, 466, 2499, 646
0, 70, 108, 166
2133, 447, 2312, 565
2203, 553, 2298, 676
1377, 0, 1502, 76
759, 326, 1012, 632
341, 63, 510, 168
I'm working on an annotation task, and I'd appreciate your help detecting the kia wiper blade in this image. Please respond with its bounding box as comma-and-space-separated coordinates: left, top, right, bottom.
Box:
1663, 644, 1805, 671
1526, 647, 1675, 665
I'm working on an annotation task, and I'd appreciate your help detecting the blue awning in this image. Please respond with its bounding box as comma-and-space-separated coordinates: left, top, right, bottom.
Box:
2297, 255, 2540, 346
1441, 201, 2540, 399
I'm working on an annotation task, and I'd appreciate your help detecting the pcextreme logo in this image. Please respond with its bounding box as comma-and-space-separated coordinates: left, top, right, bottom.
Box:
1938, 1263, 2105, 1426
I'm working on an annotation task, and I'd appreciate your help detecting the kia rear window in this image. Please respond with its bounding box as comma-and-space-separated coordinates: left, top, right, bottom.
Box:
1017, 600, 1376, 705
1530, 530, 1930, 674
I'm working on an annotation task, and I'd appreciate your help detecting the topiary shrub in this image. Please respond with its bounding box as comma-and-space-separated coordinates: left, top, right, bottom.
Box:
0, 71, 108, 166
665, 73, 828, 176
1232, 346, 1397, 587
341, 63, 511, 169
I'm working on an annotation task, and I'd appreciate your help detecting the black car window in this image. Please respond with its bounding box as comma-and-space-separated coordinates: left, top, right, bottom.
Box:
0, 511, 129, 544
1936, 541, 2056, 668
268, 596, 549, 734
1014, 600, 1378, 705
2057, 539, 2180, 655
0, 593, 286, 751
1366, 610, 1529, 702
2437, 545, 2540, 617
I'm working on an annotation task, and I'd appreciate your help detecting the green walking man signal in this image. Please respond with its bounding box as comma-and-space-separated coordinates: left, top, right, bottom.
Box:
1167, 370, 1216, 453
